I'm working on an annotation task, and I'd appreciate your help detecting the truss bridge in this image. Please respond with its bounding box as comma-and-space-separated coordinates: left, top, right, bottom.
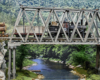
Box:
1, 6, 99, 46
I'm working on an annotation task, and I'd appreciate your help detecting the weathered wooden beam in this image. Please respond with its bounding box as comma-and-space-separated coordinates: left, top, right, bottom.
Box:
20, 6, 99, 12
24, 10, 39, 42
69, 11, 83, 42
8, 48, 11, 80
10, 9, 23, 42
13, 47, 16, 79
83, 12, 97, 42
54, 10, 69, 42
39, 10, 54, 42
25, 10, 38, 42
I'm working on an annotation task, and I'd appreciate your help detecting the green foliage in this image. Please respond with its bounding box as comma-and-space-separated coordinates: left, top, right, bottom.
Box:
23, 59, 36, 67
87, 74, 100, 80
49, 58, 61, 62
16, 45, 29, 70
13, 69, 38, 80
67, 45, 96, 69
70, 51, 88, 66
28, 44, 46, 58
74, 67, 88, 76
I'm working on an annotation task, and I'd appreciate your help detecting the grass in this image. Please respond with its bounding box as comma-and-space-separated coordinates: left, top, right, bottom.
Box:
42, 57, 48, 60
12, 69, 38, 80
42, 57, 61, 62
6, 59, 37, 80
87, 74, 100, 80
49, 58, 61, 62
73, 67, 100, 80
23, 59, 36, 67
74, 67, 88, 76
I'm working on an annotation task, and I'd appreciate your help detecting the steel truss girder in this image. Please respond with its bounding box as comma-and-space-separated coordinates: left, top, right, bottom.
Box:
9, 7, 100, 44
83, 12, 97, 42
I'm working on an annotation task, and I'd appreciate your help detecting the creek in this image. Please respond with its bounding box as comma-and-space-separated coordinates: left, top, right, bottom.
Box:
28, 59, 79, 80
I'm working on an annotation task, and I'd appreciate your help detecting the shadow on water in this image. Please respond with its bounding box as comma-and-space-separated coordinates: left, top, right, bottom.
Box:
28, 59, 79, 80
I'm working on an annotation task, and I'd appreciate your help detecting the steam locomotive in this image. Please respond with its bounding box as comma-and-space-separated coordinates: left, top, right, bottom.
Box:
14, 21, 91, 38
48, 21, 91, 38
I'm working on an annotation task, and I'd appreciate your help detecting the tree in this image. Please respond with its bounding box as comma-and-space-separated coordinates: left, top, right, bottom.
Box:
16, 45, 29, 70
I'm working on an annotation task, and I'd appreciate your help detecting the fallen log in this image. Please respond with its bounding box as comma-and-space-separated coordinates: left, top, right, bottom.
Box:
29, 70, 41, 72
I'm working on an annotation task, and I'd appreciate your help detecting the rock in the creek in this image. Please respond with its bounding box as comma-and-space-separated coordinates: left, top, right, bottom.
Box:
37, 74, 44, 79
80, 78, 86, 80
76, 65, 82, 68
69, 65, 75, 69
70, 70, 76, 74
34, 79, 39, 80
0, 70, 5, 80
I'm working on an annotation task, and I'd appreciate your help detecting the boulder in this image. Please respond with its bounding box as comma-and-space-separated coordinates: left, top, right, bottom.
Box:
76, 65, 82, 68
0, 70, 5, 80
69, 65, 75, 69
0, 52, 4, 68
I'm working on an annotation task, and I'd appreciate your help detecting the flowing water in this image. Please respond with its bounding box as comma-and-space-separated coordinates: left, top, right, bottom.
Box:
28, 59, 79, 80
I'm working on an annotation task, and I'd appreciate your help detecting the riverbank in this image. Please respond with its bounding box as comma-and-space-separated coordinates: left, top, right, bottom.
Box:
12, 69, 44, 80
12, 59, 44, 80
42, 58, 86, 79
23, 59, 37, 70
42, 57, 100, 80
13, 69, 38, 80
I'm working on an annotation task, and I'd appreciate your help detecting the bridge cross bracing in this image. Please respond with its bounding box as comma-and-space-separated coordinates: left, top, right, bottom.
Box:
4, 6, 100, 46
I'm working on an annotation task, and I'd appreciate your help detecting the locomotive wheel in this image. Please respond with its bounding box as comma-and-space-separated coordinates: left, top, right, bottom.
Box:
88, 33, 91, 38
75, 32, 79, 38
51, 34, 55, 37
16, 34, 19, 37
59, 34, 63, 38
84, 33, 91, 38
37, 35, 42, 37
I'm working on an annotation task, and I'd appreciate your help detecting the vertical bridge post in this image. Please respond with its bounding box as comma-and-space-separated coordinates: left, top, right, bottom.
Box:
8, 47, 11, 80
13, 46, 16, 79
8, 46, 16, 80
96, 45, 100, 73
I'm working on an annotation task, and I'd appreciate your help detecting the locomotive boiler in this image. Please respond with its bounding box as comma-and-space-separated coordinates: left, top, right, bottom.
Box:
48, 21, 91, 38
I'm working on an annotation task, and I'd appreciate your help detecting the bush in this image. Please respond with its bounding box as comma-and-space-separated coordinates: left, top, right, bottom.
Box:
67, 51, 89, 67
72, 51, 89, 66
87, 74, 100, 80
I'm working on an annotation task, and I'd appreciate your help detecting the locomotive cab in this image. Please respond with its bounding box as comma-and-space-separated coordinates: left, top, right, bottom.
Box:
49, 21, 70, 37
48, 21, 59, 37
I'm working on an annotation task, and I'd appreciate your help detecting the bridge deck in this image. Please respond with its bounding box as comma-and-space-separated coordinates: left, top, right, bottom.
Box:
0, 37, 99, 45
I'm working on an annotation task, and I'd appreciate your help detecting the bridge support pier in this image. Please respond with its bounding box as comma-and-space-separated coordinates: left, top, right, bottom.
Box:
8, 46, 16, 80
8, 48, 11, 80
96, 45, 100, 73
